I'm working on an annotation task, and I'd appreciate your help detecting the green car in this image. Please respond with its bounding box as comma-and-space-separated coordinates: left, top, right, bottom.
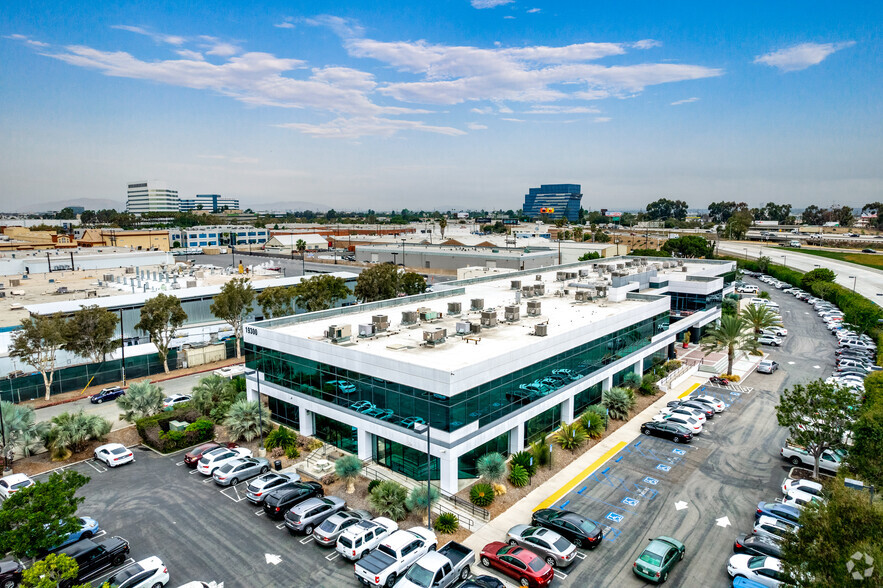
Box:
633, 536, 685, 583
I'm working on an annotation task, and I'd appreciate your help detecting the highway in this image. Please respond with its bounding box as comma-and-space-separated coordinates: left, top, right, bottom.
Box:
718, 241, 883, 306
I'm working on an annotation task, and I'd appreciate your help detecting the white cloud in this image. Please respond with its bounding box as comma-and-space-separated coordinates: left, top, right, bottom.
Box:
670, 97, 699, 106
471, 0, 513, 8
111, 25, 185, 46
199, 36, 242, 57
593, 116, 611, 123
470, 107, 493, 114
754, 41, 855, 72
5, 33, 49, 47
527, 8, 541, 14
633, 39, 662, 50
501, 117, 525, 122
176, 49, 205, 61
525, 105, 601, 114
503, 16, 515, 20
304, 15, 364, 38
274, 18, 296, 29
277, 117, 465, 139
467, 122, 488, 130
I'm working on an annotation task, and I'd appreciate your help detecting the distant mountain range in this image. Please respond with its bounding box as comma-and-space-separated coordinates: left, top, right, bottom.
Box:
250, 200, 329, 212
11, 198, 124, 213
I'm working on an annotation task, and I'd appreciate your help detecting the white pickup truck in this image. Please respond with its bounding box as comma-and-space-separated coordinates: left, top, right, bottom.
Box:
336, 517, 398, 562
780, 443, 843, 473
354, 527, 437, 587
395, 541, 475, 588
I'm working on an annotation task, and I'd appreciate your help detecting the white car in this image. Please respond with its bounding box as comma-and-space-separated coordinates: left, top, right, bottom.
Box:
782, 478, 823, 497
737, 285, 758, 294
782, 490, 824, 509
108, 556, 170, 588
0, 473, 35, 499
214, 365, 247, 378
689, 394, 726, 413
726, 554, 789, 587
336, 516, 399, 561
197, 447, 253, 475
94, 443, 135, 467
762, 326, 787, 337
757, 360, 779, 374
659, 406, 706, 424
162, 394, 192, 409
653, 413, 703, 434
753, 515, 798, 541
758, 335, 782, 346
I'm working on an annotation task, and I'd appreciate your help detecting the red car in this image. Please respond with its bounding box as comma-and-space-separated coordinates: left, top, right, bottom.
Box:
183, 442, 235, 468
480, 541, 554, 588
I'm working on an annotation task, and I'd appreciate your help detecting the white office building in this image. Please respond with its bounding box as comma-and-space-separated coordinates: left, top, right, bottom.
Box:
126, 181, 180, 214
168, 225, 269, 248
244, 257, 736, 494
179, 194, 240, 213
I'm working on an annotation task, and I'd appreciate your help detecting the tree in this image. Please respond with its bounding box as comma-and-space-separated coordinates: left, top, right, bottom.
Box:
116, 380, 164, 422
801, 204, 825, 226
63, 305, 120, 363
41, 411, 112, 460
645, 198, 688, 221
602, 387, 635, 420
399, 272, 427, 296
257, 285, 295, 319
708, 201, 742, 224
848, 404, 883, 489
55, 207, 77, 220
700, 315, 756, 375
476, 452, 507, 487
406, 485, 440, 525
296, 239, 307, 275
223, 399, 270, 442
354, 263, 400, 302
834, 205, 855, 227
0, 470, 89, 559
630, 249, 669, 257
862, 202, 883, 229
211, 277, 255, 358
0, 401, 48, 468
10, 313, 68, 400
555, 421, 587, 451
661, 235, 714, 258
780, 482, 883, 586
801, 268, 836, 290
776, 379, 856, 479
756, 255, 771, 273
438, 216, 447, 239
593, 230, 611, 243
578, 251, 600, 261
369, 480, 409, 521
190, 374, 235, 416
135, 293, 187, 373
334, 455, 363, 494
290, 274, 351, 312
740, 304, 782, 339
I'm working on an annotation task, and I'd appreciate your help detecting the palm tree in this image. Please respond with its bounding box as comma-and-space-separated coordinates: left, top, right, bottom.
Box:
700, 315, 757, 375
117, 380, 164, 423
191, 374, 234, 416
41, 410, 112, 460
334, 455, 363, 494
476, 452, 507, 495
0, 401, 49, 467
296, 239, 307, 275
368, 480, 409, 521
741, 304, 782, 341
223, 399, 271, 442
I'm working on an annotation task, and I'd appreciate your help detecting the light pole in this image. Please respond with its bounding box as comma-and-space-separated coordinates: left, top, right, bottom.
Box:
743, 248, 747, 260
781, 255, 786, 268
413, 422, 432, 528
849, 275, 857, 292
401, 239, 406, 268
118, 309, 127, 385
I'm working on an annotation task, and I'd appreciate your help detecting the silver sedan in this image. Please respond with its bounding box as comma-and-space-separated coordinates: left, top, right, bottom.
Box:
284, 496, 347, 535
313, 510, 372, 547
506, 524, 578, 568
212, 457, 270, 486
246, 472, 301, 504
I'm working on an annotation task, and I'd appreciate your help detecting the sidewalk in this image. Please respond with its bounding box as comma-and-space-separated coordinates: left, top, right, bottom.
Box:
462, 356, 760, 553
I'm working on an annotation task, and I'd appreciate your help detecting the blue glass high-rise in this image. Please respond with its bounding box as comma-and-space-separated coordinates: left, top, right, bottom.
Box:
523, 184, 582, 221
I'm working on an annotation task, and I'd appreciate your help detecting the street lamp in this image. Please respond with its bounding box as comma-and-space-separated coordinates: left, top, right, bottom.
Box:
849, 275, 857, 292
401, 239, 407, 268
413, 421, 432, 528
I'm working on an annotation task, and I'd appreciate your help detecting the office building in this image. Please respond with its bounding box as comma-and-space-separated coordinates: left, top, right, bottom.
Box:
168, 225, 269, 248
244, 256, 735, 493
126, 181, 180, 214
523, 184, 583, 222
179, 194, 240, 213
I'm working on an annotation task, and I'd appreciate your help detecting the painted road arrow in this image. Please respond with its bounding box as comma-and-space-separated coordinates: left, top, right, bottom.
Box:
265, 553, 282, 565
675, 501, 688, 511
716, 516, 731, 528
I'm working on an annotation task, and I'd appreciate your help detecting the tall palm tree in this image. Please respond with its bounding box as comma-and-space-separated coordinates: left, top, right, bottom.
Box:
296, 239, 307, 275
741, 304, 782, 340
223, 399, 271, 442
700, 315, 757, 375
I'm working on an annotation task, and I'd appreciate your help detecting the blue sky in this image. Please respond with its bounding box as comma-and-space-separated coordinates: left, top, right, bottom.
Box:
1, 1, 880, 212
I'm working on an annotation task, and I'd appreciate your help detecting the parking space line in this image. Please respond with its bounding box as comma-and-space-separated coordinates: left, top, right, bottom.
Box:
202, 477, 216, 485
254, 509, 265, 517
325, 552, 340, 561
85, 459, 107, 473
220, 486, 246, 503
534, 441, 627, 511
92, 530, 107, 539
575, 552, 587, 560
554, 570, 568, 580
300, 535, 314, 545
275, 522, 286, 530
189, 469, 199, 475
175, 460, 186, 466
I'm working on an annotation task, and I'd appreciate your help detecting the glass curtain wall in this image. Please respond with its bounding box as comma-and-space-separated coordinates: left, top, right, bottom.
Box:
525, 404, 562, 445
314, 414, 357, 453
456, 432, 510, 479
374, 436, 439, 481
268, 397, 300, 429
573, 382, 603, 415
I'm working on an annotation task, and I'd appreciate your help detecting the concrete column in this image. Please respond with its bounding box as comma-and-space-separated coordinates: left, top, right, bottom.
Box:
561, 395, 574, 424
439, 453, 459, 495
246, 381, 258, 402
603, 375, 613, 391
357, 428, 373, 460
633, 360, 643, 375
299, 406, 315, 436
509, 422, 525, 454
668, 342, 676, 359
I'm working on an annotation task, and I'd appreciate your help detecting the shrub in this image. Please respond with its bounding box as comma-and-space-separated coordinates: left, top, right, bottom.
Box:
579, 411, 605, 439
555, 421, 587, 452
321, 473, 336, 485
369, 481, 409, 521
476, 452, 507, 485
135, 405, 206, 452
508, 464, 530, 487
720, 374, 741, 382
284, 445, 300, 459
117, 380, 164, 423
270, 447, 284, 459
639, 374, 660, 396
41, 411, 113, 460
622, 371, 642, 389
663, 360, 682, 373
584, 403, 608, 423
223, 399, 271, 442
469, 483, 494, 507
406, 486, 440, 524
603, 387, 636, 420
159, 430, 185, 444
264, 425, 297, 452
509, 451, 537, 477
433, 512, 459, 534
367, 479, 381, 494
758, 290, 771, 299
334, 455, 363, 494
530, 434, 551, 468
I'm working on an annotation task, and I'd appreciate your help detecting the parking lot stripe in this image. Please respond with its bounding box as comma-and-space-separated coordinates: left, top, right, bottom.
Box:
534, 441, 627, 512
89, 558, 135, 585
275, 522, 286, 530
677, 382, 702, 399
300, 535, 314, 545
85, 460, 107, 473
325, 552, 340, 561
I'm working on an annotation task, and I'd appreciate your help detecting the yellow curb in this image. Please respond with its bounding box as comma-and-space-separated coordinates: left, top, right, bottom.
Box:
533, 441, 628, 512
677, 382, 702, 399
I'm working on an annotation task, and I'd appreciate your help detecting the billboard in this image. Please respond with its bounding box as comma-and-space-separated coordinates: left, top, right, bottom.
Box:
540, 207, 555, 214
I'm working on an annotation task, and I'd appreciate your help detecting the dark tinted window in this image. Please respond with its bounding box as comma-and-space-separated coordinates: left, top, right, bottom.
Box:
527, 557, 545, 572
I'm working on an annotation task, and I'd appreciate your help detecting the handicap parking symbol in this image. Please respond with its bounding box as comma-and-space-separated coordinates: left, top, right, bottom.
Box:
671, 448, 686, 456
643, 476, 659, 485
606, 512, 624, 523
656, 464, 671, 472
621, 497, 639, 507
730, 391, 741, 397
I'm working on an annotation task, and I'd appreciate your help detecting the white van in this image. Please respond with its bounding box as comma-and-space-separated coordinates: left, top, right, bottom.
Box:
789, 240, 801, 248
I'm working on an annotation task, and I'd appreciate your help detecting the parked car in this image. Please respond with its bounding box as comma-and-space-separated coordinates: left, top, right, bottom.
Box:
162, 394, 192, 409
732, 534, 784, 559
479, 542, 554, 588
94, 444, 134, 468
90, 386, 125, 404
505, 525, 577, 568
53, 536, 130, 587
245, 472, 301, 505
761, 326, 787, 337
284, 496, 346, 535
632, 536, 685, 584
757, 360, 778, 374
667, 400, 714, 418
262, 481, 324, 519
107, 556, 169, 588
781, 479, 823, 499
336, 517, 399, 561
183, 443, 223, 468
213, 365, 247, 378
688, 394, 726, 412
755, 502, 801, 525
640, 421, 694, 443
652, 413, 703, 435
531, 509, 602, 549
736, 285, 758, 294
0, 473, 34, 499
780, 444, 843, 472
51, 517, 100, 551
354, 526, 438, 587
313, 510, 372, 547
753, 516, 798, 541
659, 406, 706, 424
196, 447, 252, 476
212, 457, 270, 486
758, 335, 782, 347
397, 542, 475, 588
456, 576, 505, 588
0, 559, 23, 588
727, 555, 789, 587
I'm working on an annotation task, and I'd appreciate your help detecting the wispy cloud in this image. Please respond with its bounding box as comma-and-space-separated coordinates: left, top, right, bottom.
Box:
198, 36, 241, 57
276, 117, 465, 139
274, 18, 296, 29
527, 8, 541, 13
111, 25, 185, 46
593, 117, 611, 123
525, 105, 601, 114
471, 107, 493, 114
670, 97, 699, 106
754, 41, 855, 72
632, 39, 662, 50
471, 0, 513, 8
5, 33, 50, 47
502, 117, 525, 122
467, 122, 488, 130
176, 49, 204, 61
198, 154, 260, 164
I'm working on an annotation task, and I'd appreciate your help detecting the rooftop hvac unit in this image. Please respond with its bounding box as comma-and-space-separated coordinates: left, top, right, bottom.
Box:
677, 259, 685, 266
419, 309, 440, 322
456, 321, 472, 335
575, 290, 592, 302
534, 283, 545, 295
326, 324, 352, 343
536, 275, 543, 281
8, 279, 20, 287
579, 269, 589, 277
596, 286, 608, 297
186, 279, 197, 289
504, 305, 520, 322
103, 274, 115, 282
447, 302, 462, 316
681, 266, 688, 272
527, 300, 541, 316
471, 298, 484, 311
402, 311, 418, 325
567, 272, 578, 279
556, 271, 567, 281
521, 285, 534, 297
125, 266, 135, 274
511, 280, 522, 290
480, 310, 498, 328
423, 327, 447, 345
372, 315, 389, 331
534, 323, 548, 337
470, 322, 482, 334
358, 324, 375, 337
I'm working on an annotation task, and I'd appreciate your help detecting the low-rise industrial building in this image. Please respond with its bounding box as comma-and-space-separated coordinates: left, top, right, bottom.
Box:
354, 244, 559, 271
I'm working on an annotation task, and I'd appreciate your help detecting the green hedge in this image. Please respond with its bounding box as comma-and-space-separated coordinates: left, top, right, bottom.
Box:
136, 406, 215, 453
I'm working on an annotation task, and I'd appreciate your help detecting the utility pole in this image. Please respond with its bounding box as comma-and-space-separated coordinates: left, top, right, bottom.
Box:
118, 309, 127, 385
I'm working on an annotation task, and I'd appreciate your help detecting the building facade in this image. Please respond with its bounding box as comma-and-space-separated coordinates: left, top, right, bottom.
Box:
179, 194, 240, 213
168, 225, 269, 248
126, 181, 180, 214
244, 257, 735, 494
523, 184, 583, 222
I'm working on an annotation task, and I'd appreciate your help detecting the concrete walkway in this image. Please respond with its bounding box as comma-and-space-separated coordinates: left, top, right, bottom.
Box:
462, 356, 761, 554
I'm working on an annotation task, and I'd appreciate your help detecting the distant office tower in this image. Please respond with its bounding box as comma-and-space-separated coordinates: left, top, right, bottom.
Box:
126, 181, 180, 214
179, 194, 240, 213
523, 184, 583, 222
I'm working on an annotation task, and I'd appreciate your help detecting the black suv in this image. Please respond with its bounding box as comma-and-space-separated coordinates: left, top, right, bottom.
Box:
263, 481, 324, 519
53, 536, 130, 587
